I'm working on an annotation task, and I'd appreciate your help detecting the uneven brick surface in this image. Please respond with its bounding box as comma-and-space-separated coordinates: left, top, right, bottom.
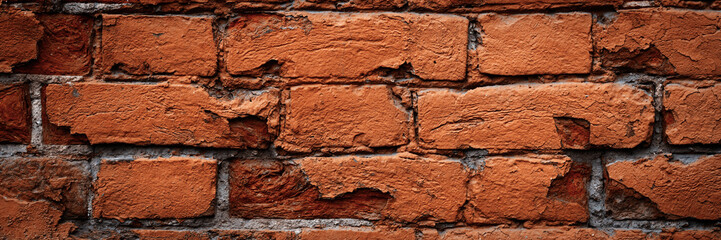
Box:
0, 84, 31, 144
45, 83, 278, 148
14, 14, 93, 75
606, 155, 721, 220
133, 230, 211, 240
299, 228, 416, 239
0, 158, 89, 219
3, 1, 721, 237
100, 15, 217, 76
231, 154, 467, 222
0, 196, 76, 240
229, 159, 390, 219
93, 157, 217, 220
464, 155, 589, 224
225, 12, 468, 80
596, 9, 721, 76
474, 13, 592, 75
0, 9, 43, 73
410, 0, 621, 11
664, 83, 721, 145
417, 83, 655, 151
277, 85, 411, 152
298, 154, 467, 222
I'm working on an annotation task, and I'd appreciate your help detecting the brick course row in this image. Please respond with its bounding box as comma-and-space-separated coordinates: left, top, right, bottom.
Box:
3, 10, 721, 77
2, 82, 717, 149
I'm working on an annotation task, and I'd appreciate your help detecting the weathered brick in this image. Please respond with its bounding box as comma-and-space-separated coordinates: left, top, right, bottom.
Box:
230, 154, 468, 222
14, 14, 92, 75
41, 86, 89, 145
277, 85, 410, 152
0, 196, 76, 240
298, 154, 467, 222
133, 230, 211, 240
663, 83, 721, 145
299, 228, 416, 239
409, 0, 621, 11
225, 12, 467, 80
0, 8, 43, 73
0, 158, 90, 219
438, 228, 611, 240
215, 230, 296, 240
294, 0, 405, 10
229, 159, 390, 219
45, 83, 278, 148
93, 157, 217, 220
463, 155, 589, 224
606, 155, 721, 220
473, 13, 592, 75
100, 15, 217, 76
595, 9, 721, 76
0, 84, 31, 144
417, 83, 654, 151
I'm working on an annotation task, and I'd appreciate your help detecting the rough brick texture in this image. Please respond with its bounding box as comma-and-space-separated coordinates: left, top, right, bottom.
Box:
277, 85, 411, 152
474, 13, 592, 75
225, 12, 468, 80
0, 158, 90, 219
45, 83, 278, 148
230, 153, 466, 222
0, 84, 31, 144
664, 83, 721, 145
3, 1, 721, 238
14, 14, 93, 75
93, 157, 217, 220
464, 155, 589, 224
596, 9, 721, 76
100, 15, 217, 76
607, 155, 721, 220
0, 9, 43, 73
417, 83, 655, 151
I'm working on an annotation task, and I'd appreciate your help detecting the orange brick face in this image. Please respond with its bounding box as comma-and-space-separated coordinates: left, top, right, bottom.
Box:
93, 157, 217, 220
100, 15, 217, 76
2, 2, 721, 238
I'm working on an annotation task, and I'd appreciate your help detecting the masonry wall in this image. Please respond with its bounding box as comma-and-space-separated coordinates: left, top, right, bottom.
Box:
1, 0, 721, 239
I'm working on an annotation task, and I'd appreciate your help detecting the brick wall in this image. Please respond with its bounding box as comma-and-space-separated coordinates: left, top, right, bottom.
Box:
1, 0, 721, 238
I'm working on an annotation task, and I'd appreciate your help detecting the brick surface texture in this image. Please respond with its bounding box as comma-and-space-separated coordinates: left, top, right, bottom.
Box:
1, 0, 721, 239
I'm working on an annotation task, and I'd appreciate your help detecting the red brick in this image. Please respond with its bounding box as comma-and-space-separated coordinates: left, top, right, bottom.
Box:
417, 83, 655, 151
133, 230, 211, 240
438, 228, 610, 240
473, 13, 592, 75
14, 14, 92, 75
215, 230, 296, 240
0, 84, 31, 144
663, 83, 721, 145
277, 85, 410, 152
409, 0, 621, 11
230, 154, 467, 222
463, 155, 589, 224
595, 9, 721, 76
606, 155, 721, 220
93, 157, 217, 220
0, 196, 76, 240
298, 154, 467, 222
225, 12, 467, 80
299, 228, 416, 239
0, 158, 89, 219
41, 86, 89, 145
45, 83, 278, 148
229, 159, 390, 219
100, 15, 217, 76
0, 8, 43, 73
